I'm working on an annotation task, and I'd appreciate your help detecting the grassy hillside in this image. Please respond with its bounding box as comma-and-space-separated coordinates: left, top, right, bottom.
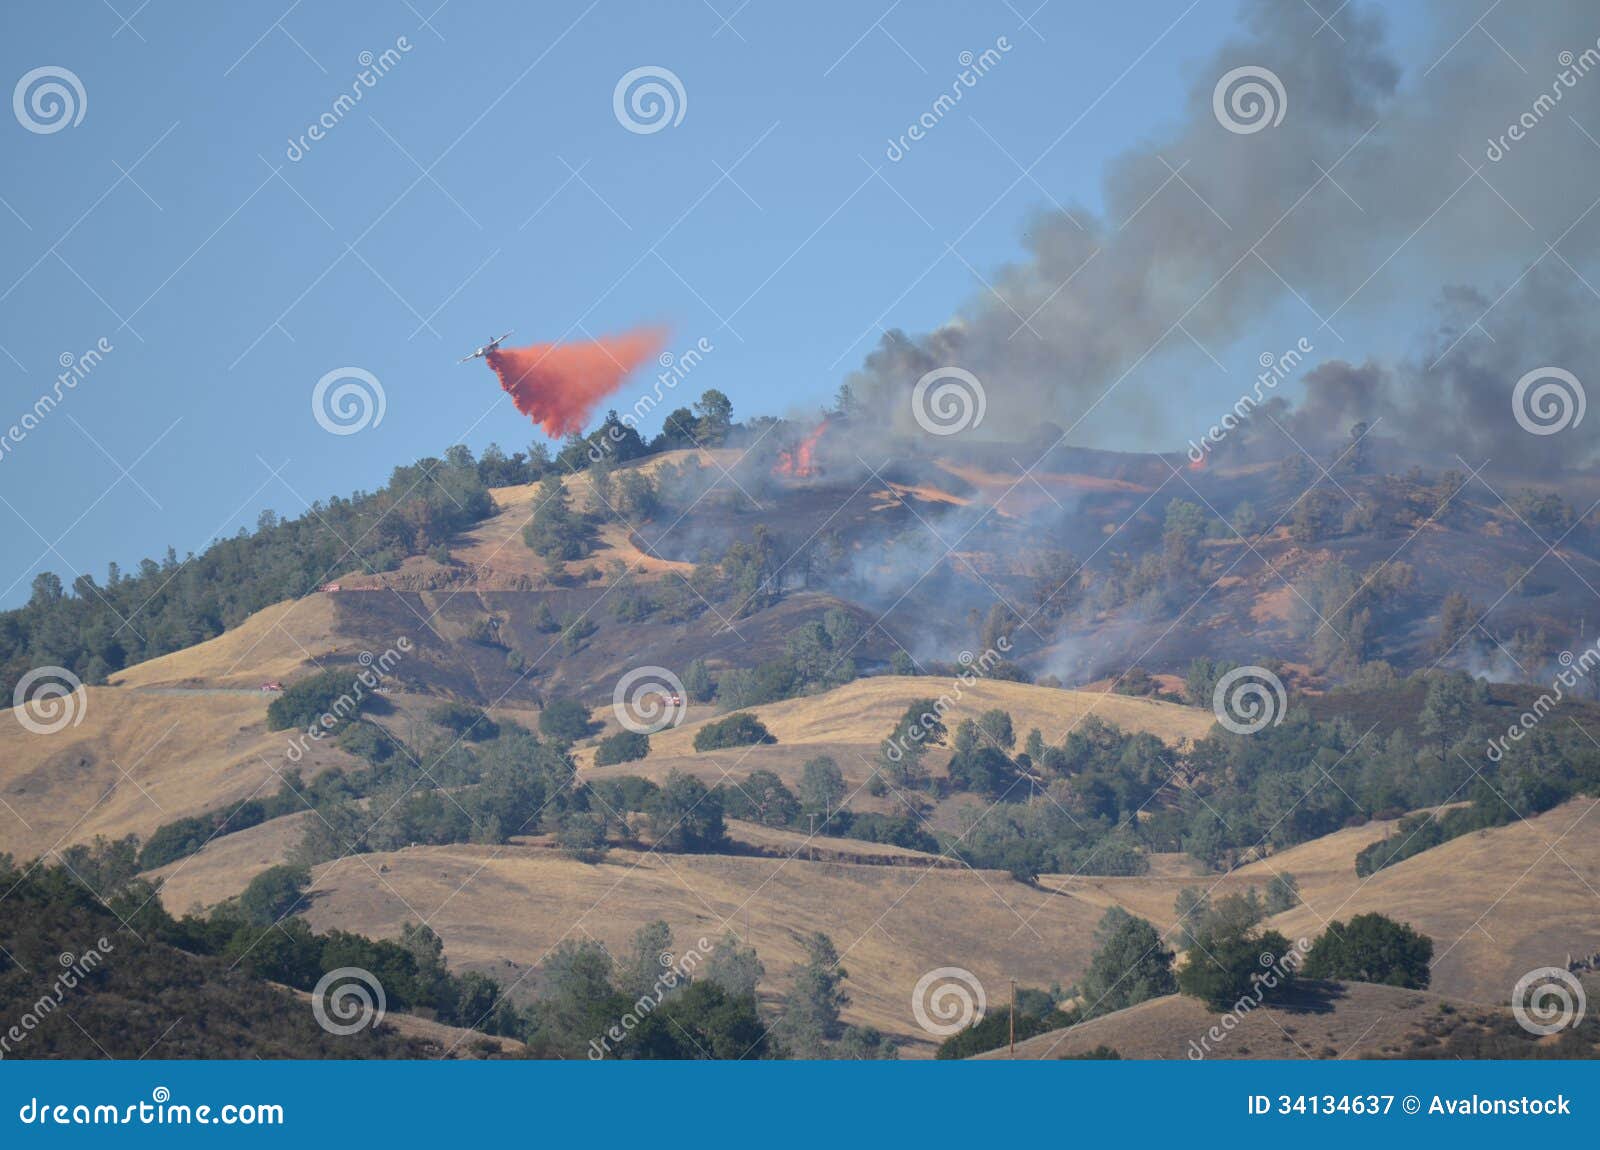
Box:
643, 675, 1215, 756
289, 842, 1109, 1055
1269, 797, 1600, 1003
0, 687, 356, 858
979, 982, 1552, 1060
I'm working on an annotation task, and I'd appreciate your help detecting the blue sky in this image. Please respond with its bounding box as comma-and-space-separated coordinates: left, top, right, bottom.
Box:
0, 1, 1443, 607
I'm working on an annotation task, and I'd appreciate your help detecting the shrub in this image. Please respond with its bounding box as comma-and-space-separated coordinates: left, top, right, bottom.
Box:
587, 775, 660, 813
693, 712, 775, 751
1177, 928, 1298, 1012
557, 812, 608, 863
427, 701, 497, 741
540, 698, 596, 744
594, 730, 650, 766
237, 864, 311, 926
1078, 908, 1176, 1019
265, 669, 371, 732
936, 998, 1075, 1059
646, 771, 728, 852
139, 802, 270, 870
720, 769, 800, 827
1302, 913, 1433, 988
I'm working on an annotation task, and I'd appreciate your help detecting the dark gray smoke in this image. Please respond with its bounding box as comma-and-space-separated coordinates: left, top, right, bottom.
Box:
849, 0, 1600, 476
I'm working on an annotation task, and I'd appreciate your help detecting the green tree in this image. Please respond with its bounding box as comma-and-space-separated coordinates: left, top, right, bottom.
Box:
1077, 907, 1176, 1019
1302, 913, 1433, 988
683, 658, 715, 703
693, 712, 775, 751
627, 980, 773, 1059
779, 932, 848, 1057
724, 769, 800, 827
1418, 672, 1484, 761
539, 697, 595, 744
647, 771, 728, 852
594, 730, 650, 766
237, 864, 310, 926
976, 709, 1016, 751
798, 755, 847, 823
703, 932, 764, 999
265, 669, 370, 732
522, 473, 591, 561
1265, 872, 1301, 913
1177, 926, 1298, 1012
618, 920, 679, 1001
556, 811, 608, 863
693, 389, 734, 445
878, 698, 945, 790
652, 406, 699, 451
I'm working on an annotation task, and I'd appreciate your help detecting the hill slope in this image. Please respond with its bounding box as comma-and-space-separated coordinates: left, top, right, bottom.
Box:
980, 983, 1513, 1060
0, 687, 355, 859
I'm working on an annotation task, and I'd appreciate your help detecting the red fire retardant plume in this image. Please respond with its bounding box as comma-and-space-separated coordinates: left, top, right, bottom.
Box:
484, 328, 666, 437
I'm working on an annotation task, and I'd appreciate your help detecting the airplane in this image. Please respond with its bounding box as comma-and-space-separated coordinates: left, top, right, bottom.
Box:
457, 331, 513, 363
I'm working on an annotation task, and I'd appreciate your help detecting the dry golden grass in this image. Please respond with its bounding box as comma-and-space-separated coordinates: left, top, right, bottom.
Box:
277, 984, 524, 1057
433, 449, 730, 588
645, 675, 1215, 759
984, 983, 1481, 1060
1034, 819, 1399, 937
149, 811, 312, 913
296, 842, 1108, 1054
0, 687, 352, 858
723, 818, 954, 866
441, 480, 698, 590
1268, 797, 1600, 1004
582, 742, 907, 820
109, 596, 345, 689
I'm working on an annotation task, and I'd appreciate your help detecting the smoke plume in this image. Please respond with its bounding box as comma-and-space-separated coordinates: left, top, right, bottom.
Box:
846, 0, 1600, 476
485, 328, 667, 438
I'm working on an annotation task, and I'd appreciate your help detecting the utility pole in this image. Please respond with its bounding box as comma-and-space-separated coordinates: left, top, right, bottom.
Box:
1009, 978, 1017, 1058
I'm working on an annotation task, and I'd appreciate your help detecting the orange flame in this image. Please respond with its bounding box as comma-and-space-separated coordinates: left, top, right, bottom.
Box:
775, 419, 828, 478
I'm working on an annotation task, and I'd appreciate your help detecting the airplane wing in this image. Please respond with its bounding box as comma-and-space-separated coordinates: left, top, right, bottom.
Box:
457, 351, 478, 364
